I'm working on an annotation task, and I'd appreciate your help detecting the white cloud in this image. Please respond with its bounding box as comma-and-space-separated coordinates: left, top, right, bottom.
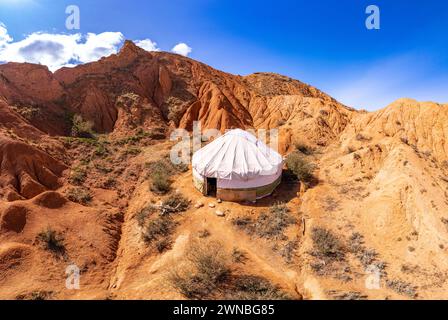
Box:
135, 39, 160, 52
171, 43, 192, 57
0, 23, 124, 71
0, 23, 13, 48
0, 23, 194, 72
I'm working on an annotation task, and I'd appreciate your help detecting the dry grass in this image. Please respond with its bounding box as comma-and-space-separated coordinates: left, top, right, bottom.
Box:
66, 187, 92, 205
311, 227, 345, 261
147, 157, 188, 194
169, 240, 291, 300
285, 151, 315, 184
232, 203, 296, 239
36, 228, 65, 255
143, 215, 175, 244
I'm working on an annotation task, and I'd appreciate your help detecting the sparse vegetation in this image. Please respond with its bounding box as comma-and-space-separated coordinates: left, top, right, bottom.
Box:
386, 279, 417, 298
198, 229, 211, 238
294, 142, 314, 155
147, 157, 188, 194
285, 151, 315, 184
169, 240, 290, 300
232, 203, 296, 239
226, 275, 290, 300
232, 248, 248, 264
155, 238, 172, 253
16, 291, 54, 300
311, 227, 345, 261
170, 240, 231, 299
10, 105, 40, 120
279, 239, 298, 263
69, 166, 87, 185
37, 228, 65, 255
151, 171, 171, 194
135, 205, 157, 226
123, 146, 141, 156
355, 133, 371, 141
346, 146, 356, 154
143, 215, 175, 243
66, 187, 92, 205
161, 192, 190, 214
94, 142, 110, 158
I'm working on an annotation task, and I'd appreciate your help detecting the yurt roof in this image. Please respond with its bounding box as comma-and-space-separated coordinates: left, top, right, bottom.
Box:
192, 129, 283, 180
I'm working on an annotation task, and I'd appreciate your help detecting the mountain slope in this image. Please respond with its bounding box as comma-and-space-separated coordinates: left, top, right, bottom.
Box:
0, 41, 447, 299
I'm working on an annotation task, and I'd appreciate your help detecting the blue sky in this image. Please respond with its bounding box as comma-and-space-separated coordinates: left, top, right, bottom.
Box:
0, 0, 447, 110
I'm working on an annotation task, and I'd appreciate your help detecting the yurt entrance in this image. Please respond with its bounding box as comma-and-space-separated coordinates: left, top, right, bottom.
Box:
205, 177, 217, 196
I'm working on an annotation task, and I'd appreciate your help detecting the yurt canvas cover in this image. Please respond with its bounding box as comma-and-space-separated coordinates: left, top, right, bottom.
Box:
192, 129, 283, 201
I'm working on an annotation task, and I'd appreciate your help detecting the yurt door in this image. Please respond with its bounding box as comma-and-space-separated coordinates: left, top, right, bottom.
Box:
206, 177, 217, 196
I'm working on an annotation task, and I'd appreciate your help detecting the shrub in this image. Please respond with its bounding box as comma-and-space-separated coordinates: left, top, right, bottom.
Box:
285, 151, 314, 183
198, 229, 211, 238
169, 241, 231, 299
102, 177, 116, 189
16, 291, 53, 301
227, 275, 290, 300
71, 114, 94, 138
143, 216, 175, 243
232, 203, 296, 239
311, 227, 345, 260
294, 142, 314, 155
355, 133, 371, 141
69, 166, 87, 185
280, 239, 298, 263
254, 203, 296, 239
66, 187, 92, 205
386, 279, 417, 298
147, 157, 189, 194
170, 240, 291, 300
10, 105, 40, 120
123, 147, 141, 156
37, 228, 65, 254
232, 248, 248, 264
162, 193, 190, 213
155, 238, 172, 253
94, 143, 109, 158
150, 171, 171, 194
136, 205, 156, 227
346, 146, 356, 154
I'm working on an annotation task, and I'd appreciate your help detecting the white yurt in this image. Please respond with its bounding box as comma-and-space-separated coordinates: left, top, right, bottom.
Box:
192, 129, 283, 201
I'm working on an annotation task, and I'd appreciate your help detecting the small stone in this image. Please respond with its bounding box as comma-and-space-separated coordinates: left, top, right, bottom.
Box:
215, 210, 225, 217
217, 198, 222, 203
194, 201, 204, 209
208, 203, 216, 208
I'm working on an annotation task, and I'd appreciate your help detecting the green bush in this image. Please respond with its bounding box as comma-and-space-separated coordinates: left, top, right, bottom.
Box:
285, 151, 314, 183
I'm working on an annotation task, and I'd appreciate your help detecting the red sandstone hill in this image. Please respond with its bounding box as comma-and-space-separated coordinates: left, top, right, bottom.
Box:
1, 41, 448, 300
